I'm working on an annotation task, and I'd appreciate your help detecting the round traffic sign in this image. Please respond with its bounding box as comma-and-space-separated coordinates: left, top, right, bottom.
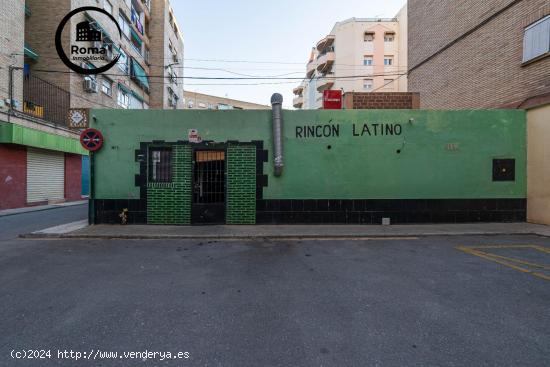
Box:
80, 128, 104, 152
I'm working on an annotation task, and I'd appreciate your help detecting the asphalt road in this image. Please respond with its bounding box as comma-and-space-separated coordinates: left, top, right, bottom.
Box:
0, 204, 88, 241
0, 229, 549, 366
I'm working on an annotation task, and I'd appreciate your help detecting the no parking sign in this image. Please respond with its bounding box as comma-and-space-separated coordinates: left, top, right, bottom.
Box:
80, 128, 104, 152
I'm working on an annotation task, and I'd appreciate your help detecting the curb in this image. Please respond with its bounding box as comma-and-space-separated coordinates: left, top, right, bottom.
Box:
19, 231, 548, 240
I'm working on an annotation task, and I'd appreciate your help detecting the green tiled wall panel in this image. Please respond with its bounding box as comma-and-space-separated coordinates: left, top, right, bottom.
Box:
147, 145, 192, 225
226, 144, 256, 224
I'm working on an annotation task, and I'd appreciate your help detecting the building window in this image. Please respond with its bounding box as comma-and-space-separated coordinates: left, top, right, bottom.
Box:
364, 32, 374, 42
384, 56, 394, 66
104, 0, 113, 14
363, 56, 373, 66
117, 49, 128, 74
81, 62, 97, 81
101, 78, 112, 96
149, 148, 172, 183
117, 87, 130, 108
384, 33, 395, 42
167, 87, 178, 109
523, 15, 550, 63
363, 79, 373, 91
118, 12, 131, 39
383, 79, 394, 90
130, 31, 142, 55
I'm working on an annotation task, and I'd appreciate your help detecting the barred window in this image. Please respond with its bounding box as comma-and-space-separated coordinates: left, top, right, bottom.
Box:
149, 148, 172, 182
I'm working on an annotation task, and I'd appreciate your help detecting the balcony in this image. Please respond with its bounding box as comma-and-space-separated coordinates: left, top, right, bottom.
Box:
316, 77, 334, 92
316, 35, 335, 52
22, 72, 70, 126
293, 83, 304, 95
316, 50, 335, 73
293, 96, 304, 108
306, 60, 317, 78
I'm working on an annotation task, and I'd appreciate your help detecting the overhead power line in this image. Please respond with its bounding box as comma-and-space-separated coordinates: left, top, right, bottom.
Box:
30, 68, 407, 81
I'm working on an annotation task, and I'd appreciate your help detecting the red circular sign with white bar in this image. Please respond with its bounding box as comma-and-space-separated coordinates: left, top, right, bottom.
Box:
80, 128, 104, 152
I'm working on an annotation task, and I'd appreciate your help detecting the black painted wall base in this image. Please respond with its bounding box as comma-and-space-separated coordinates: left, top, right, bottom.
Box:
94, 199, 146, 224
256, 199, 526, 224
92, 198, 526, 225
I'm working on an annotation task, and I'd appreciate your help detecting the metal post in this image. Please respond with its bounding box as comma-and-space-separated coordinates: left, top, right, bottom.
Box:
8, 66, 13, 122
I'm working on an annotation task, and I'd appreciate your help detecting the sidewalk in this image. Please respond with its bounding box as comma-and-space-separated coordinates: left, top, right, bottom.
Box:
0, 200, 87, 217
22, 222, 550, 240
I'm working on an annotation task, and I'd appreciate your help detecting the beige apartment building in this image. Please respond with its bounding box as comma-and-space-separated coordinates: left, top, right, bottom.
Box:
408, 0, 550, 225
24, 0, 184, 111
183, 91, 270, 110
294, 7, 407, 110
149, 0, 184, 109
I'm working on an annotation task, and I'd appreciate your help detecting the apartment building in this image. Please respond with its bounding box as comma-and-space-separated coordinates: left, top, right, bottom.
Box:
0, 0, 86, 210
294, 7, 407, 110
149, 0, 184, 109
24, 0, 183, 110
183, 91, 270, 110
0, 0, 184, 210
408, 0, 550, 225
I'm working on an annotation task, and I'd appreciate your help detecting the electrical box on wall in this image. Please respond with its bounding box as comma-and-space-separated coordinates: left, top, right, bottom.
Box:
493, 159, 515, 181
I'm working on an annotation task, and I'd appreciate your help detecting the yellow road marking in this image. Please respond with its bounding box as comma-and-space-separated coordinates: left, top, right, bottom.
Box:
472, 251, 550, 270
533, 245, 550, 254
469, 245, 538, 249
456, 245, 550, 281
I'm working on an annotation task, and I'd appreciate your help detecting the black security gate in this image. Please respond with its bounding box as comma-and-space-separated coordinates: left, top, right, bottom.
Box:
192, 149, 226, 224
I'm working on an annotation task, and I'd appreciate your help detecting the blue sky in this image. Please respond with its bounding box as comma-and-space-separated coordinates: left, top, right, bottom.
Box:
171, 0, 406, 109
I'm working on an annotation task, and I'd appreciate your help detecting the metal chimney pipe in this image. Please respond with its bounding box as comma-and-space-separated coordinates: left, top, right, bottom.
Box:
270, 93, 284, 177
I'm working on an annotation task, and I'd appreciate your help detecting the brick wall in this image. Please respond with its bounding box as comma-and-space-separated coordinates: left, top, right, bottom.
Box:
343, 92, 420, 109
0, 0, 25, 104
0, 144, 27, 210
64, 153, 82, 202
147, 145, 192, 224
226, 144, 256, 225
408, 0, 550, 109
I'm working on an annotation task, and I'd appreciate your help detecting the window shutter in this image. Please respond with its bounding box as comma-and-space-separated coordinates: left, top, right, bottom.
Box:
523, 16, 550, 63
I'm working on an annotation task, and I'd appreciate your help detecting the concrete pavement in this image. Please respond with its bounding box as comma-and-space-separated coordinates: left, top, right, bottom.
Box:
24, 222, 550, 240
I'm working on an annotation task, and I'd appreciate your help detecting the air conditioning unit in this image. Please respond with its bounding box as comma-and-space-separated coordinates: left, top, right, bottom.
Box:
83, 77, 98, 93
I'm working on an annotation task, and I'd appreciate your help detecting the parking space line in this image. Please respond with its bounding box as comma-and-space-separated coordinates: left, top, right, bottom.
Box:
533, 245, 550, 254
469, 250, 550, 270
456, 245, 550, 282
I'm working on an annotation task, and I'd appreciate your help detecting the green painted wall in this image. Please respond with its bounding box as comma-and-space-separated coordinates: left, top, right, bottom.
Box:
90, 109, 526, 200
0, 120, 87, 155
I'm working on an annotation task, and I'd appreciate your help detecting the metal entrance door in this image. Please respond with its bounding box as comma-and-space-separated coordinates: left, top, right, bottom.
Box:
192, 150, 226, 224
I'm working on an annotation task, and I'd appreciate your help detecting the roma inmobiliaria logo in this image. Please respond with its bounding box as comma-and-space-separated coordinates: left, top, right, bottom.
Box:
55, 6, 122, 75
